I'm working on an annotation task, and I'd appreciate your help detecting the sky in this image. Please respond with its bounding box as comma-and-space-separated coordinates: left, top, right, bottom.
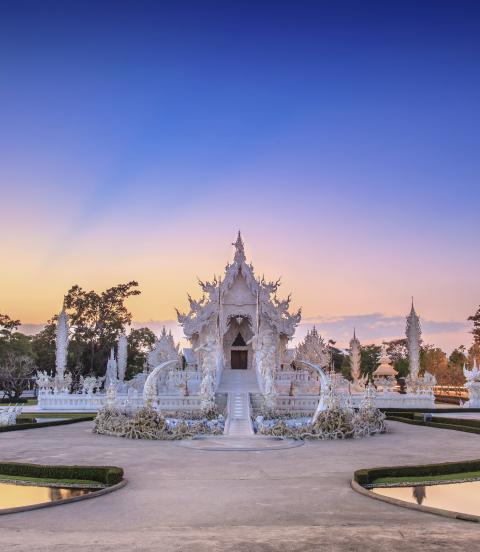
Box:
1, 1, 479, 352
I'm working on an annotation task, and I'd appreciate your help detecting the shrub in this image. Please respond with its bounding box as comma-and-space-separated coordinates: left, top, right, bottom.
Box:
0, 462, 123, 485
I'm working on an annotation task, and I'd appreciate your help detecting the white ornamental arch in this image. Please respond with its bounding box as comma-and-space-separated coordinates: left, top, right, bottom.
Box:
143, 359, 180, 407
295, 360, 331, 423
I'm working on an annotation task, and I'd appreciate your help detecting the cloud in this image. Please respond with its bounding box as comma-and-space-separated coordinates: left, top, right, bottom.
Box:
300, 313, 470, 352
21, 313, 472, 354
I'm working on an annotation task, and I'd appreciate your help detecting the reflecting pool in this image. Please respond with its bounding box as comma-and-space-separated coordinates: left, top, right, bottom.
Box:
0, 482, 94, 510
372, 480, 480, 516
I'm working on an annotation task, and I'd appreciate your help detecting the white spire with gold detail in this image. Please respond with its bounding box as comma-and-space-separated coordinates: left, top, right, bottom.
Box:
406, 298, 421, 380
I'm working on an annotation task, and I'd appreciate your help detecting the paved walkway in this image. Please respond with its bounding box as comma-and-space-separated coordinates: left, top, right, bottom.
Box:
1, 420, 480, 550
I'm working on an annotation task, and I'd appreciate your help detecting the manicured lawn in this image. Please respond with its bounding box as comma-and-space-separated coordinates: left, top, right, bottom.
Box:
373, 470, 480, 485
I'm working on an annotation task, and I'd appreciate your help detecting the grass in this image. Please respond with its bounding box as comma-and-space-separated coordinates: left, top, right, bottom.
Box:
0, 474, 103, 486
373, 470, 480, 485
18, 412, 96, 419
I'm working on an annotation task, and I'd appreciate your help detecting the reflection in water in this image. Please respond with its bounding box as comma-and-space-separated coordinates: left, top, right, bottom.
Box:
412, 485, 426, 505
372, 480, 480, 517
0, 482, 93, 510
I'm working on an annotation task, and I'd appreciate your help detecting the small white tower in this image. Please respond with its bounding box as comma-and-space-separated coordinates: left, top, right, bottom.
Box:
55, 308, 69, 381
406, 299, 422, 380
349, 329, 362, 383
105, 348, 118, 387
117, 334, 128, 382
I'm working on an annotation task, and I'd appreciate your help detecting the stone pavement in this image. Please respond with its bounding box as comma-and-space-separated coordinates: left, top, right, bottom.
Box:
1, 420, 480, 551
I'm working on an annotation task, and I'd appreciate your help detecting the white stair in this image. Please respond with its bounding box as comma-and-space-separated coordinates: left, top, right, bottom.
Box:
225, 391, 254, 436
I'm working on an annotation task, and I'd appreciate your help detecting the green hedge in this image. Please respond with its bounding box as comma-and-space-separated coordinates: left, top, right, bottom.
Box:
0, 416, 94, 433
386, 413, 480, 435
354, 458, 480, 486
0, 461, 123, 486
382, 407, 480, 414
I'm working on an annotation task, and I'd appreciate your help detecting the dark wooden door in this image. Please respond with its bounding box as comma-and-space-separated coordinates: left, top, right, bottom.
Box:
231, 350, 248, 369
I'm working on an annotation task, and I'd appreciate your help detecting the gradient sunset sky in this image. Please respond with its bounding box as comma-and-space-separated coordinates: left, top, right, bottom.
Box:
1, 1, 479, 351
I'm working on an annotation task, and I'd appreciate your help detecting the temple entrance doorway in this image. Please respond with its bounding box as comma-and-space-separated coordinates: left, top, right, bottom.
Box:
231, 350, 248, 370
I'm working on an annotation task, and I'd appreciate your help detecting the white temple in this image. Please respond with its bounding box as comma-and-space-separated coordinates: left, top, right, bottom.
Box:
37, 234, 438, 413
176, 232, 301, 408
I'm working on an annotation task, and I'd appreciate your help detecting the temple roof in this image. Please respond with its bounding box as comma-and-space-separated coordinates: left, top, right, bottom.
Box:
176, 233, 301, 339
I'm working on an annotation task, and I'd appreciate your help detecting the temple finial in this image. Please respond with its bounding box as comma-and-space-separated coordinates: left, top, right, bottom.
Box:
232, 230, 245, 262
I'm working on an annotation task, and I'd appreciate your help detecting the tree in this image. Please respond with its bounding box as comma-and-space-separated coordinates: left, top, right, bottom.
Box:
0, 313, 20, 340
469, 305, 480, 346
340, 355, 352, 381
384, 338, 409, 379
63, 281, 141, 376
31, 318, 57, 374
360, 345, 381, 380
126, 327, 157, 378
0, 352, 36, 400
327, 340, 347, 373
420, 344, 463, 385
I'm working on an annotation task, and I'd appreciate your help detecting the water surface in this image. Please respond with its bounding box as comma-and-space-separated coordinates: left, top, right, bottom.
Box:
0, 482, 93, 509
372, 480, 480, 516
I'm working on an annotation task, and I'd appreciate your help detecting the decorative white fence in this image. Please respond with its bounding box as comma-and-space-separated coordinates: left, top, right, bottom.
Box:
38, 391, 204, 412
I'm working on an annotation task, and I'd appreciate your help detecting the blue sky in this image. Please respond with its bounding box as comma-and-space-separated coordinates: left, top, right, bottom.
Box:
1, 1, 479, 351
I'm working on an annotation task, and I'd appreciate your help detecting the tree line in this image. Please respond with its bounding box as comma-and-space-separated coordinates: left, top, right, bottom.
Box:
2, 283, 480, 399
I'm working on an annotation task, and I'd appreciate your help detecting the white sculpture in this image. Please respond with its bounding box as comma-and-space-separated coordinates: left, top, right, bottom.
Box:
143, 359, 180, 408
0, 405, 23, 426
35, 370, 53, 391
55, 308, 69, 381
295, 326, 331, 368
105, 348, 118, 387
117, 334, 128, 382
349, 330, 366, 392
81, 375, 103, 396
463, 360, 480, 407
195, 336, 218, 410
106, 383, 117, 408
294, 359, 332, 423
406, 299, 421, 381
147, 327, 180, 371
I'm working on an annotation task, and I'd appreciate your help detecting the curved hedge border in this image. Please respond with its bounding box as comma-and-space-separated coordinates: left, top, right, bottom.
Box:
386, 412, 480, 435
0, 416, 95, 433
0, 461, 124, 485
352, 459, 480, 522
354, 458, 480, 486
0, 461, 125, 516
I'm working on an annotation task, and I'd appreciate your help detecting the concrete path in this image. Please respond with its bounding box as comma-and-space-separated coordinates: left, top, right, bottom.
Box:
2, 420, 480, 550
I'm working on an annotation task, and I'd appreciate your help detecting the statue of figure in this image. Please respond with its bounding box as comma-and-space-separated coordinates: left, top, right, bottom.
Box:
248, 329, 277, 406
194, 335, 218, 409
463, 360, 480, 407
106, 383, 117, 408
105, 348, 118, 388
35, 371, 53, 392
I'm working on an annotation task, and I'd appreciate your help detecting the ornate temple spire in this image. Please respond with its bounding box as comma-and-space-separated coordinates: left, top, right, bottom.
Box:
349, 329, 361, 383
55, 308, 69, 380
232, 230, 246, 263
406, 298, 421, 380
105, 347, 118, 386
117, 334, 128, 382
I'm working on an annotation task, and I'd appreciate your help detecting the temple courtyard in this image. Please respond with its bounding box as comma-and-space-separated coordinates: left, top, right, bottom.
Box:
1, 420, 480, 551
